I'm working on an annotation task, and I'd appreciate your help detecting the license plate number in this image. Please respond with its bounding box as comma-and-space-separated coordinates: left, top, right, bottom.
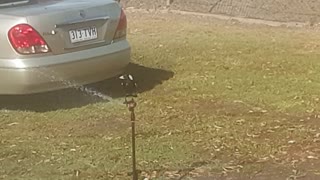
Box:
69, 27, 98, 43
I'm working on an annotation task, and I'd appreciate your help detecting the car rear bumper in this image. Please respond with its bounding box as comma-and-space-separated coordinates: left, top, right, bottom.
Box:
0, 40, 130, 94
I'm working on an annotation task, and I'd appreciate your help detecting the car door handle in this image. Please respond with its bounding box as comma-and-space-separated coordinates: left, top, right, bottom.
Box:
55, 16, 110, 28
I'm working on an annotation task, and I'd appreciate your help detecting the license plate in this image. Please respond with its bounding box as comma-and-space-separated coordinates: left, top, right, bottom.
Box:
69, 27, 98, 43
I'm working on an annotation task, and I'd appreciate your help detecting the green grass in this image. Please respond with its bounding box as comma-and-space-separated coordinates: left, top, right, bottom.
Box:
1, 12, 320, 179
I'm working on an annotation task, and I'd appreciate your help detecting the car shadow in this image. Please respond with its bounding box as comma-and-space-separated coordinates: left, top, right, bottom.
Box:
0, 63, 174, 112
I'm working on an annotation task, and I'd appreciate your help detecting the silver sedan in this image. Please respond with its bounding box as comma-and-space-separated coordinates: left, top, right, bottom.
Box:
0, 0, 130, 94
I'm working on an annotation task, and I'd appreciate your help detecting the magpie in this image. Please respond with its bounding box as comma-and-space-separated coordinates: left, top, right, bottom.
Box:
119, 74, 138, 97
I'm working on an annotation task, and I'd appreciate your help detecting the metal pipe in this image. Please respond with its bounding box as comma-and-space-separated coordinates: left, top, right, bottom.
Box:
131, 107, 138, 180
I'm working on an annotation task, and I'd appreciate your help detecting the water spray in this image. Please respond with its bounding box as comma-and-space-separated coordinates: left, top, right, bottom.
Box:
119, 74, 138, 180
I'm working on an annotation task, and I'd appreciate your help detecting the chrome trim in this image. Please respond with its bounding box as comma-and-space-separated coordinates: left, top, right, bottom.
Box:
0, 0, 29, 7
55, 16, 110, 28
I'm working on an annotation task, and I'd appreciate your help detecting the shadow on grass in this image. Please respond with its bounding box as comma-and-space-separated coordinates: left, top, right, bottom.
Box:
0, 63, 174, 112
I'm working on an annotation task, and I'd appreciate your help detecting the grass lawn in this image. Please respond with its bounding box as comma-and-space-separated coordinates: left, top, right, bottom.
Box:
1, 11, 320, 179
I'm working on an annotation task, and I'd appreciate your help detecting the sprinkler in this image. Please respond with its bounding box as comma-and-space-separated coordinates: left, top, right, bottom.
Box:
119, 74, 138, 180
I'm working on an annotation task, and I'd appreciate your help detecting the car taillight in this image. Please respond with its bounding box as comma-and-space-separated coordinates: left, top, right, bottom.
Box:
8, 24, 51, 55
113, 8, 127, 40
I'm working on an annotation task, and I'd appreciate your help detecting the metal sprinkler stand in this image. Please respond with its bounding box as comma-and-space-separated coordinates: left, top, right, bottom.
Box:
119, 74, 138, 180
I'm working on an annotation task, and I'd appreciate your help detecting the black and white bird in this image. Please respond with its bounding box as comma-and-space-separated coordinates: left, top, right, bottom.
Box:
119, 74, 138, 97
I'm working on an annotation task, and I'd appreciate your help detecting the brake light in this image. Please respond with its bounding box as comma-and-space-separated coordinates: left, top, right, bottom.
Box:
8, 24, 50, 55
113, 8, 127, 40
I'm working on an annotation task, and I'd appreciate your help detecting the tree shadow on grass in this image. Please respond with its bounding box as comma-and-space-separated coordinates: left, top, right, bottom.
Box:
0, 63, 174, 112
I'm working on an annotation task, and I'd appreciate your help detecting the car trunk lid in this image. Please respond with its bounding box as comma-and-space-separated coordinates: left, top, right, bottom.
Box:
0, 0, 121, 55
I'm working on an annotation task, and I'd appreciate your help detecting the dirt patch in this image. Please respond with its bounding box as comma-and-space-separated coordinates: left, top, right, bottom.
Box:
122, 0, 320, 24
